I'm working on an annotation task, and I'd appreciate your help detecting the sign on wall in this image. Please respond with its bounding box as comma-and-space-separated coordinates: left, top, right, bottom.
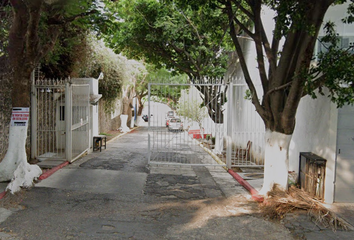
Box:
11, 108, 29, 127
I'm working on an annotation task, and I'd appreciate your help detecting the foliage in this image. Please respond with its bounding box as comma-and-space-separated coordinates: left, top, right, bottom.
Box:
78, 35, 128, 113
147, 68, 189, 110
40, 27, 89, 78
101, 0, 234, 123
103, 0, 232, 78
211, 0, 354, 134
306, 21, 354, 107
177, 88, 208, 129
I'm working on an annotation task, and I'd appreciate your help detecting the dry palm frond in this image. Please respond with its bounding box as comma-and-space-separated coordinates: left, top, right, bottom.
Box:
261, 185, 352, 231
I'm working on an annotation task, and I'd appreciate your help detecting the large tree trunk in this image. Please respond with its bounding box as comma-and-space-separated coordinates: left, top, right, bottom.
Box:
120, 87, 134, 132
0, 124, 42, 193
135, 95, 144, 126
0, 69, 43, 191
0, 0, 57, 192
259, 130, 292, 195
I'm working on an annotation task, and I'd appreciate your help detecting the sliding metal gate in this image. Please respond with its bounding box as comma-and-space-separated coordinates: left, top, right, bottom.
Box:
31, 78, 90, 162
147, 82, 227, 166
147, 80, 265, 168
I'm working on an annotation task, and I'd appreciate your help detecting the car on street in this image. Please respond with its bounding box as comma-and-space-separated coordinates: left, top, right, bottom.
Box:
168, 118, 183, 131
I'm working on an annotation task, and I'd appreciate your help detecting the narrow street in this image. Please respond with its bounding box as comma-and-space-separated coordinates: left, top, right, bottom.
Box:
0, 128, 326, 239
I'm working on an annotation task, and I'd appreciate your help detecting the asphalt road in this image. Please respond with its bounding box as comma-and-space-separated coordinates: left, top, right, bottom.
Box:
0, 127, 296, 240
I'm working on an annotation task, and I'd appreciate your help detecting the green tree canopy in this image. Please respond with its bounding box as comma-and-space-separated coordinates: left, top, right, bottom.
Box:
103, 0, 232, 78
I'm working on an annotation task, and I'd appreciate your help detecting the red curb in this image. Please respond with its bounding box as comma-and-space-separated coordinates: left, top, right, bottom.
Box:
0, 191, 6, 200
228, 169, 264, 203
38, 161, 69, 180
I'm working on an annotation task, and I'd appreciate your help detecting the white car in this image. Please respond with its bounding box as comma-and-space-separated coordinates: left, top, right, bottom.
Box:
168, 118, 183, 131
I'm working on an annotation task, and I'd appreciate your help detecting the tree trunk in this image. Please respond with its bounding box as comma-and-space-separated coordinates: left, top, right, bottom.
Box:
259, 130, 292, 195
137, 95, 144, 117
0, 124, 42, 193
0, 0, 44, 190
135, 96, 144, 126
0, 70, 43, 190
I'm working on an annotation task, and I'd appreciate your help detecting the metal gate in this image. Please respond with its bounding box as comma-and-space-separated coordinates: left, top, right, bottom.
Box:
228, 82, 265, 167
31, 78, 90, 162
147, 80, 265, 168
147, 82, 228, 166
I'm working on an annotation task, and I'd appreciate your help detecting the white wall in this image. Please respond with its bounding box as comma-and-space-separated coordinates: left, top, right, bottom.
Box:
319, 3, 354, 36
290, 91, 338, 203
289, 2, 352, 204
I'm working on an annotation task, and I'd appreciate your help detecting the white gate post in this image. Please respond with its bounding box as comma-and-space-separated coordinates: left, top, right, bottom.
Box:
65, 83, 72, 161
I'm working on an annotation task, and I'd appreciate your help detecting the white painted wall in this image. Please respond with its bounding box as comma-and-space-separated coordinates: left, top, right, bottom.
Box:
319, 3, 354, 37
290, 91, 338, 203
289, 2, 352, 203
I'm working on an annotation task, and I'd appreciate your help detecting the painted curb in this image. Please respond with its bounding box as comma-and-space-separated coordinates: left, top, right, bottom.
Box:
228, 169, 264, 202
38, 161, 69, 180
0, 191, 6, 200
198, 140, 264, 203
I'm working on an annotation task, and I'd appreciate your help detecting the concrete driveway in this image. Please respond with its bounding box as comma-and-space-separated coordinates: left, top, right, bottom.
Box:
0, 127, 350, 239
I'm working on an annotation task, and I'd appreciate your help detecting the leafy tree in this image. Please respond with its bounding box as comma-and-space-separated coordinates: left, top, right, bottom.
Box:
105, 0, 230, 78
218, 0, 354, 193
0, 0, 105, 192
177, 88, 208, 133
135, 66, 188, 117
103, 0, 231, 123
77, 35, 127, 113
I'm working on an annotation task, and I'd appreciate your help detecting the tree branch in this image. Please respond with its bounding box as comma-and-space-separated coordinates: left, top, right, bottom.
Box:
230, 0, 254, 21
48, 9, 98, 25
225, 0, 267, 120
25, 0, 43, 64
252, 2, 268, 92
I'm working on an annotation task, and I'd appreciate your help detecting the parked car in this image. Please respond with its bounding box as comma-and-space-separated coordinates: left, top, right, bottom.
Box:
142, 115, 148, 122
168, 118, 183, 131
